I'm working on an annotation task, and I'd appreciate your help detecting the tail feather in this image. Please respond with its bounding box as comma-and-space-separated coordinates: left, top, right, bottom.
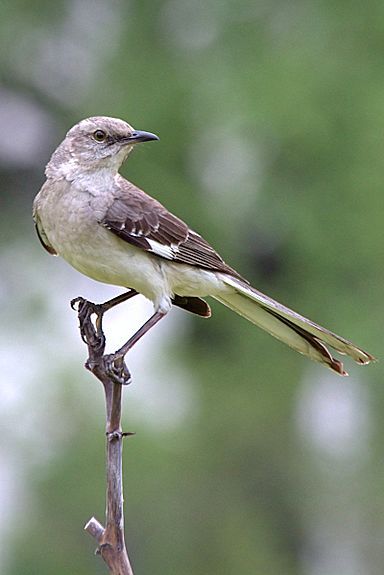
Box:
215, 276, 375, 375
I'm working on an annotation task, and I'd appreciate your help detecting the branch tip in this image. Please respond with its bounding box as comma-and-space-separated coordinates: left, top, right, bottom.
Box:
84, 516, 105, 542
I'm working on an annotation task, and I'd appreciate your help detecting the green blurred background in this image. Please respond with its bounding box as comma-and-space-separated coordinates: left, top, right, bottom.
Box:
0, 1, 382, 574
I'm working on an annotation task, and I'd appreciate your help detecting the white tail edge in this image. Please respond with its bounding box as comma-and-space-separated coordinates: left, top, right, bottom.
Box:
215, 276, 375, 375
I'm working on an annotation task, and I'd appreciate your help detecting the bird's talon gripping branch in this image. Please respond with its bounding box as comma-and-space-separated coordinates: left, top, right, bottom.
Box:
72, 297, 106, 353
103, 354, 132, 386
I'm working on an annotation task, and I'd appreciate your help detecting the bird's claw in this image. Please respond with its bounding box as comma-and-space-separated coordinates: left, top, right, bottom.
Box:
86, 331, 106, 355
71, 297, 99, 321
71, 297, 106, 353
72, 296, 133, 385
102, 354, 132, 386
70, 296, 83, 311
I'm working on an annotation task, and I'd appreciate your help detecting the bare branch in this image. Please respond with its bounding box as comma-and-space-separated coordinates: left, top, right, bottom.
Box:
72, 297, 135, 575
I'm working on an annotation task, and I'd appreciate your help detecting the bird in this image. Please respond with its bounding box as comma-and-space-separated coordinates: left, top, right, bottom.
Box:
33, 116, 375, 381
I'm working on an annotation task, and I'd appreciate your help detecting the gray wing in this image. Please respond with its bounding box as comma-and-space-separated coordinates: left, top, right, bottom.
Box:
101, 177, 245, 281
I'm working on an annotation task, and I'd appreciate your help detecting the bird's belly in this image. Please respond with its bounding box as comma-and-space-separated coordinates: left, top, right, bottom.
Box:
39, 194, 164, 301
61, 230, 165, 299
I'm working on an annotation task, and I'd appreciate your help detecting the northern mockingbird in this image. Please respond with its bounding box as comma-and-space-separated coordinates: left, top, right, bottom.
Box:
33, 116, 374, 379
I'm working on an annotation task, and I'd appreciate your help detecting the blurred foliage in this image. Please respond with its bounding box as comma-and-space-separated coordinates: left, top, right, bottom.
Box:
0, 1, 383, 574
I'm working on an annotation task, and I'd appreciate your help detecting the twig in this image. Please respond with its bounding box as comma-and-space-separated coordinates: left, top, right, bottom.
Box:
72, 297, 134, 575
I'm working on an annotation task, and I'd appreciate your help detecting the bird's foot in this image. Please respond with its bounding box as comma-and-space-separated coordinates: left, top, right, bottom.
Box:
71, 297, 106, 355
102, 353, 132, 386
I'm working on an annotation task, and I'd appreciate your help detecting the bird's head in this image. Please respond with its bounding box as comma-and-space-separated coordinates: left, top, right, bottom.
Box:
46, 116, 159, 179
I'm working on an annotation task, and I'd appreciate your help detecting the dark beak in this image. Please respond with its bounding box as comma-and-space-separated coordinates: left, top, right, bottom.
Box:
123, 130, 159, 144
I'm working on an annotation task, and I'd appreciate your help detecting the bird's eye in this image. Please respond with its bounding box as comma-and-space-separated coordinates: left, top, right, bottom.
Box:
93, 130, 107, 142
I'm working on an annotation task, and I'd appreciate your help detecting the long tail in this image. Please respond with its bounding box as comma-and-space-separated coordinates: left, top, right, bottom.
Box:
215, 276, 375, 375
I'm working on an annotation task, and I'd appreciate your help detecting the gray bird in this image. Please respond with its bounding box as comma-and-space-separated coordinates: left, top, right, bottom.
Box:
33, 116, 375, 379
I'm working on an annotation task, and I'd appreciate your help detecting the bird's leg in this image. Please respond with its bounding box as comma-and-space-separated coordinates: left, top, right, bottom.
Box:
71, 290, 138, 355
103, 310, 166, 385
